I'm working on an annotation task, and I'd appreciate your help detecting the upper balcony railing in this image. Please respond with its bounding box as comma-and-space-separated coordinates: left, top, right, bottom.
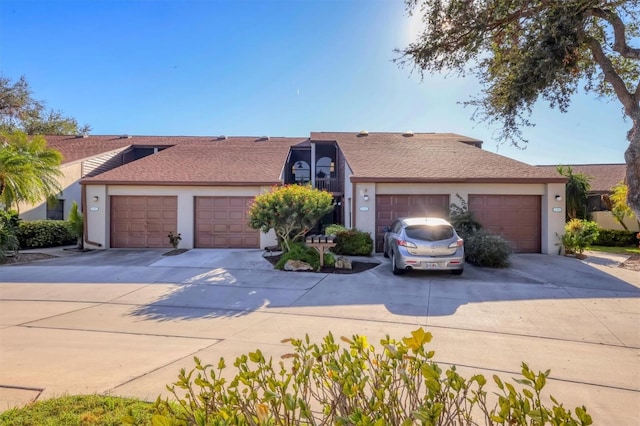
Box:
315, 177, 339, 192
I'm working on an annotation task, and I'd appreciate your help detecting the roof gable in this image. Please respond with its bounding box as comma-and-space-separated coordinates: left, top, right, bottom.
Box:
538, 164, 626, 192
315, 132, 563, 183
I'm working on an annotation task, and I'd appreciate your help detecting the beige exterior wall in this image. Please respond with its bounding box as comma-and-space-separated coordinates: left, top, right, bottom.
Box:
84, 184, 277, 249
352, 182, 566, 255
591, 211, 640, 232
18, 162, 83, 221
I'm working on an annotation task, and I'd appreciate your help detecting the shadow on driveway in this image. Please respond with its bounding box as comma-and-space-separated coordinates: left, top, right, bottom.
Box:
125, 252, 640, 321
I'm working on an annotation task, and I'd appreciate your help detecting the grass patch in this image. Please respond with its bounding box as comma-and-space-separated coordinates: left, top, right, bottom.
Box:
0, 394, 154, 425
589, 245, 640, 255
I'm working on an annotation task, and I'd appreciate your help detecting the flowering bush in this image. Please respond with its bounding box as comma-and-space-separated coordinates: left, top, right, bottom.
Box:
249, 185, 334, 252
149, 328, 592, 426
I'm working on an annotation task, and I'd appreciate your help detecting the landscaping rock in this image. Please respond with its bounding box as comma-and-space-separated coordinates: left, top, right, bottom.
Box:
283, 259, 314, 271
335, 256, 352, 270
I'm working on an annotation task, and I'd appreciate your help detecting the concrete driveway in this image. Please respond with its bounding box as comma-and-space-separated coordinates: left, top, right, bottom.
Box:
0, 249, 638, 423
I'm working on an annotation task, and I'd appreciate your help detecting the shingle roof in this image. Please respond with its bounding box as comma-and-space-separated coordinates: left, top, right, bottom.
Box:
538, 164, 627, 193
312, 132, 563, 183
80, 136, 304, 185
43, 135, 136, 164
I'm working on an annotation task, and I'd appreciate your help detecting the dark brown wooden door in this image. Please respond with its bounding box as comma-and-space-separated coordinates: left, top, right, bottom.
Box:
110, 196, 177, 248
468, 195, 541, 253
194, 197, 259, 248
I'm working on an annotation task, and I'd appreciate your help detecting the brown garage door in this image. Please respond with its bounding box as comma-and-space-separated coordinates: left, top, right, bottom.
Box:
195, 196, 259, 248
468, 195, 541, 253
375, 194, 449, 252
110, 196, 177, 248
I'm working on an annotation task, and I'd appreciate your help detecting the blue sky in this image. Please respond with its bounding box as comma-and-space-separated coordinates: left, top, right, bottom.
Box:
0, 0, 630, 166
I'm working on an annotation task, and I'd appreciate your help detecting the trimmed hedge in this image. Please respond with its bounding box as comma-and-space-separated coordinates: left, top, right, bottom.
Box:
17, 220, 76, 249
593, 229, 639, 247
464, 229, 512, 267
331, 228, 373, 256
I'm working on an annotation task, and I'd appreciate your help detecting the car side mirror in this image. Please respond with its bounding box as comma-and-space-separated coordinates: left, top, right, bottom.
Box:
383, 226, 391, 232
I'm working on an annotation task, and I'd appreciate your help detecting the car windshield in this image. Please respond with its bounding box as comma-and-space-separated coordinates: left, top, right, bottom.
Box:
405, 225, 454, 241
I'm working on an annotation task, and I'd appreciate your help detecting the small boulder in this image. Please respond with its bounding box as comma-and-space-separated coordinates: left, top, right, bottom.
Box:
335, 256, 352, 270
284, 259, 314, 271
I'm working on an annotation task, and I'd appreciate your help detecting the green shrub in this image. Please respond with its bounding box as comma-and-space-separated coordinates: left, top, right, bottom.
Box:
0, 210, 20, 261
275, 242, 320, 270
67, 201, 84, 249
593, 229, 638, 247
17, 220, 75, 249
449, 195, 483, 240
465, 229, 512, 267
332, 228, 373, 256
560, 219, 600, 255
323, 251, 336, 267
150, 328, 592, 426
324, 223, 347, 236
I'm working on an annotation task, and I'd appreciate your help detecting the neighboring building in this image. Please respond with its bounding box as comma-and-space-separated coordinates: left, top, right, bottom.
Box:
22, 132, 567, 254
538, 163, 638, 231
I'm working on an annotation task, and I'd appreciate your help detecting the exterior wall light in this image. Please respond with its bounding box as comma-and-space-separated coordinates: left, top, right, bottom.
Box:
92, 196, 99, 202
555, 195, 562, 201
363, 194, 369, 201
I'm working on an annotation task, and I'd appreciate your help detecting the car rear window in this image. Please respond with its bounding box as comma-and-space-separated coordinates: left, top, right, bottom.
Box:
405, 225, 454, 241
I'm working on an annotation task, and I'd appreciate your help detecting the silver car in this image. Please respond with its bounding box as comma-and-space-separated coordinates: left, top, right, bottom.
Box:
383, 217, 464, 275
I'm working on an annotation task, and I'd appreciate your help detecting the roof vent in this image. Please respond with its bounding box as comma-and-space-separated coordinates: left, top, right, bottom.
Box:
259, 136, 270, 141
76, 133, 89, 139
357, 130, 369, 136
217, 135, 228, 140
120, 134, 132, 139
403, 131, 414, 137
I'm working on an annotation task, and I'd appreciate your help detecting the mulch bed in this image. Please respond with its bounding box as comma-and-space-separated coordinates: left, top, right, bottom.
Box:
1, 253, 56, 265
620, 254, 640, 271
263, 253, 379, 274
163, 249, 190, 256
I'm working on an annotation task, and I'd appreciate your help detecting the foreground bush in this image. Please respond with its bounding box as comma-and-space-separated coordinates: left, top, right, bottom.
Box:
560, 219, 600, 255
275, 242, 322, 270
329, 228, 373, 256
0, 210, 20, 261
17, 220, 76, 249
465, 229, 513, 267
449, 196, 483, 240
150, 328, 591, 426
593, 229, 639, 247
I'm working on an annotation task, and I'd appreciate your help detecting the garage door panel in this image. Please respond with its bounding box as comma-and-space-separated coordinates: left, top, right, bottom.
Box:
110, 196, 177, 248
195, 196, 259, 248
375, 195, 450, 252
468, 195, 540, 253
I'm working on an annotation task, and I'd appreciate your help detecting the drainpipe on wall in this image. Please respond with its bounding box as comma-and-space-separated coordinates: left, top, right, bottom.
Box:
81, 184, 103, 247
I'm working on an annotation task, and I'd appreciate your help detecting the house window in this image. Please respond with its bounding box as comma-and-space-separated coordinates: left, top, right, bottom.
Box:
316, 157, 333, 179
587, 194, 606, 212
46, 199, 64, 220
292, 161, 310, 183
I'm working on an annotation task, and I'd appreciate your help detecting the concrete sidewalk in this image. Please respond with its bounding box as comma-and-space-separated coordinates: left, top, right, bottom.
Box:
1, 249, 638, 423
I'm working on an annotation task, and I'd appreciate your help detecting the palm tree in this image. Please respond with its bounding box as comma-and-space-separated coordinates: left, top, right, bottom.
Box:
0, 131, 62, 211
557, 165, 591, 220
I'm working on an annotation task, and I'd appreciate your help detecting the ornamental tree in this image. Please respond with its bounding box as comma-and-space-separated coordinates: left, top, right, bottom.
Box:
0, 131, 63, 211
248, 185, 334, 252
557, 165, 591, 220
0, 75, 91, 135
397, 0, 640, 218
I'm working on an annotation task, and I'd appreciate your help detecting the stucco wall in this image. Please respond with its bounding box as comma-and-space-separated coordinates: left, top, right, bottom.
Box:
84, 184, 277, 249
18, 162, 83, 221
352, 182, 566, 255
591, 211, 640, 232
